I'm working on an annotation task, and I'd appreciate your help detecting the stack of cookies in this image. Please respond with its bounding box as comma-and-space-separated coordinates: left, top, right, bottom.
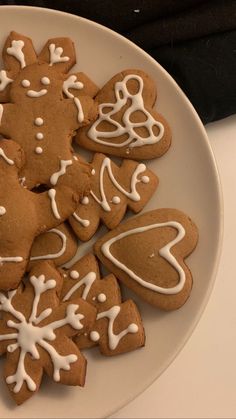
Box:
0, 31, 198, 405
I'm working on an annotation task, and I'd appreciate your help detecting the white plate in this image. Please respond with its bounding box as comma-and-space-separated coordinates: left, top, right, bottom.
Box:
0, 6, 223, 419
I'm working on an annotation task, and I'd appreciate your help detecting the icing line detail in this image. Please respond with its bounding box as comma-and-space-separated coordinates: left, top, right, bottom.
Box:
101, 221, 186, 294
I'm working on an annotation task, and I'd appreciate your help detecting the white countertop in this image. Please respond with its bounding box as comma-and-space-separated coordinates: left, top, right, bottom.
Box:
112, 114, 236, 418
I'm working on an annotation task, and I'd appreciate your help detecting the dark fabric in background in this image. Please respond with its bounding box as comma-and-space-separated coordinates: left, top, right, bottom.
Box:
0, 0, 235, 124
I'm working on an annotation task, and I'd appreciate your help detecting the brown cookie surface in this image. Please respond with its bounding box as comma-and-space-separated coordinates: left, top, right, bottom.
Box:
0, 261, 97, 405
60, 253, 145, 356
28, 222, 78, 270
0, 139, 90, 290
69, 153, 158, 241
94, 209, 198, 310
76, 69, 171, 160
0, 31, 98, 188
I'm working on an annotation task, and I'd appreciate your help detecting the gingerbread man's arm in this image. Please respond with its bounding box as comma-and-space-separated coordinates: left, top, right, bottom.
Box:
64, 96, 98, 131
62, 72, 99, 99
0, 103, 15, 138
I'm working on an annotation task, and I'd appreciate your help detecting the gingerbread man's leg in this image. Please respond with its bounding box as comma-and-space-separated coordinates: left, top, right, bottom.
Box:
32, 159, 91, 233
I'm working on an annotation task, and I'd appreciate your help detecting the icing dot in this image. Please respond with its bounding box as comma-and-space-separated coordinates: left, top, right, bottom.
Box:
21, 79, 30, 87
91, 169, 96, 175
128, 323, 139, 333
141, 175, 150, 184
41, 76, 50, 85
70, 270, 79, 279
36, 132, 44, 140
81, 196, 89, 205
34, 117, 44, 126
0, 206, 6, 216
73, 155, 78, 161
83, 219, 90, 227
112, 196, 121, 204
97, 293, 107, 303
90, 331, 100, 342
35, 147, 43, 154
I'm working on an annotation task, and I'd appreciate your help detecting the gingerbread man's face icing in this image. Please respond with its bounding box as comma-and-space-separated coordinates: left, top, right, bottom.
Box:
11, 64, 63, 103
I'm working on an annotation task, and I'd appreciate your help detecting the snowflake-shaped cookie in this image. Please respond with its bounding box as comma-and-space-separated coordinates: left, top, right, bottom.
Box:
0, 261, 96, 405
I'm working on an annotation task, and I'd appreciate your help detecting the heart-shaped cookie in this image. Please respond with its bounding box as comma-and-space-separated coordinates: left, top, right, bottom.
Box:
94, 209, 198, 310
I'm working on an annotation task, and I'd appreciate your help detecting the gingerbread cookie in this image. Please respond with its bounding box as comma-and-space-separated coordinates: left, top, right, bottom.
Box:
0, 139, 90, 290
28, 223, 78, 270
76, 69, 171, 160
69, 153, 158, 241
0, 31, 98, 188
60, 253, 145, 356
0, 261, 97, 405
95, 209, 198, 310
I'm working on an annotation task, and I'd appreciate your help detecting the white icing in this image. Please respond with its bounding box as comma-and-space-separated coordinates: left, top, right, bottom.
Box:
27, 89, 47, 98
101, 221, 186, 294
0, 104, 3, 125
30, 228, 67, 261
81, 196, 89, 205
63, 272, 96, 301
50, 159, 73, 186
0, 148, 14, 165
36, 132, 44, 140
88, 74, 164, 148
34, 117, 44, 126
19, 177, 26, 187
112, 196, 121, 204
97, 293, 107, 303
97, 306, 138, 350
0, 274, 84, 392
91, 169, 96, 175
72, 212, 90, 228
70, 270, 79, 280
49, 44, 69, 66
74, 97, 84, 123
0, 206, 6, 216
0, 256, 23, 263
62, 75, 83, 99
90, 157, 146, 212
141, 175, 150, 184
48, 189, 61, 220
90, 331, 100, 342
35, 147, 43, 154
0, 70, 13, 91
21, 79, 30, 88
41, 77, 50, 85
7, 40, 26, 69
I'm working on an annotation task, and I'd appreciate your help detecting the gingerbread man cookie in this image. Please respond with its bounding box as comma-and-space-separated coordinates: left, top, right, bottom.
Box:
60, 253, 145, 356
0, 31, 98, 188
76, 69, 171, 160
0, 139, 90, 290
28, 222, 78, 271
95, 209, 198, 310
0, 261, 97, 405
69, 153, 158, 241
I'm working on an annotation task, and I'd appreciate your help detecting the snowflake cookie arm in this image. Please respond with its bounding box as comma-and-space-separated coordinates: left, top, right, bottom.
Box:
4, 348, 43, 405
0, 319, 17, 355
39, 335, 87, 387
